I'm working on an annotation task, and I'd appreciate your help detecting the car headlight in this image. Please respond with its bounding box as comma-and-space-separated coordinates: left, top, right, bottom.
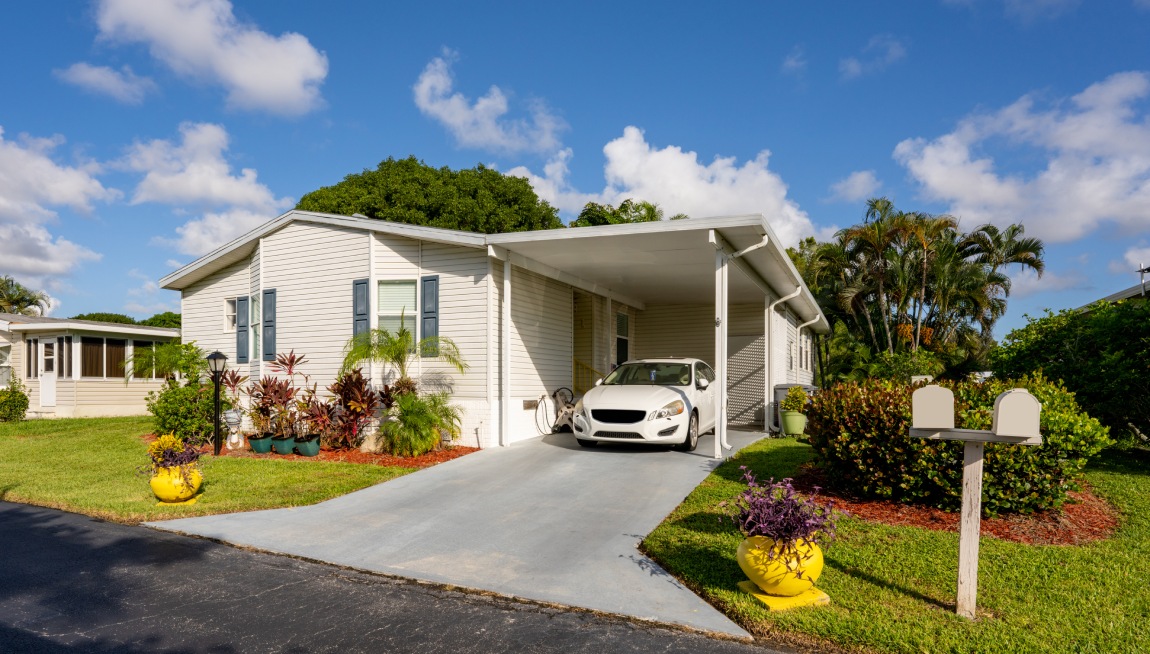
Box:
650, 399, 685, 420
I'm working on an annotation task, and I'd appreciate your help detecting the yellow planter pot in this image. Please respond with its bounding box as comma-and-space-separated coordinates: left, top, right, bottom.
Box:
736, 536, 824, 597
149, 467, 203, 504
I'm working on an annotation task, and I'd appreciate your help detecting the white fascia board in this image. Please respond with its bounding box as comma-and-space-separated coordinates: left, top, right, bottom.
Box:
10, 323, 180, 338
486, 213, 766, 246
161, 210, 488, 291
489, 248, 647, 311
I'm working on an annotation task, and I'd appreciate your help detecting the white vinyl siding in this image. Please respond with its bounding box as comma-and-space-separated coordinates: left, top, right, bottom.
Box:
420, 242, 489, 400
249, 241, 261, 379
181, 258, 250, 360
509, 266, 573, 406
261, 221, 369, 390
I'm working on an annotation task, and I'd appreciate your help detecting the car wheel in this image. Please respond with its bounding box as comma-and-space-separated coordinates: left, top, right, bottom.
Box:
576, 438, 598, 448
676, 413, 699, 452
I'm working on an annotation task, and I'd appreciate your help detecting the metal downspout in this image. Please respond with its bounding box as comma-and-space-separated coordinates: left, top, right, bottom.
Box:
767, 287, 802, 434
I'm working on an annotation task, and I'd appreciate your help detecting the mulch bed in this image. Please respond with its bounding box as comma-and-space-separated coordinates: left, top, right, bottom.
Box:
791, 465, 1120, 546
144, 434, 479, 469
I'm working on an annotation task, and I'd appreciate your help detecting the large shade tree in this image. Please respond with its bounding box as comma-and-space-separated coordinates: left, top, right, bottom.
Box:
296, 156, 564, 233
0, 276, 50, 316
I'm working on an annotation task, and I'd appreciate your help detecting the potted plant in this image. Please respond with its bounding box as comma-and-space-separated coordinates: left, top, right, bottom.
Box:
723, 467, 838, 608
327, 369, 381, 450
245, 376, 279, 453
779, 386, 808, 437
297, 398, 333, 457
268, 377, 299, 455
143, 434, 203, 504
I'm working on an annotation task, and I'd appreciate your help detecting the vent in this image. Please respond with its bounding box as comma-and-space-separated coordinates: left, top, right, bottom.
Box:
594, 431, 643, 439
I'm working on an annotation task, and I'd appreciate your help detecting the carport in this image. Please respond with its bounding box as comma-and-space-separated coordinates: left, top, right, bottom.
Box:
486, 214, 829, 458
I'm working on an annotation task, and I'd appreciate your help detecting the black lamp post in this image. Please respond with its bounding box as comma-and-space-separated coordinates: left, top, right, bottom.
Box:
206, 351, 227, 456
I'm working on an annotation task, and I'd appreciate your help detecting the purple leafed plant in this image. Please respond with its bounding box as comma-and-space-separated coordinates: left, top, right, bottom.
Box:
723, 466, 839, 563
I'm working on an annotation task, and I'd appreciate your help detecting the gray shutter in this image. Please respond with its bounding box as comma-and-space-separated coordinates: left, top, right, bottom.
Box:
420, 275, 439, 356
262, 289, 276, 361
236, 296, 249, 364
352, 278, 369, 338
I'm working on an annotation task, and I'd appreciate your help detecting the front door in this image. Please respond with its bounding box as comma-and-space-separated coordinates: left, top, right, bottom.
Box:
39, 339, 56, 408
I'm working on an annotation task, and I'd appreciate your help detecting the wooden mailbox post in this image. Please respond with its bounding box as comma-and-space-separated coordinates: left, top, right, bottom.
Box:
909, 385, 1042, 619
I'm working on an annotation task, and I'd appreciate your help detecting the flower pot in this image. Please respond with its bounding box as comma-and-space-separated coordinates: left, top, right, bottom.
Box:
294, 434, 321, 457
271, 436, 296, 455
781, 411, 807, 437
736, 536, 823, 597
248, 432, 274, 454
150, 466, 203, 504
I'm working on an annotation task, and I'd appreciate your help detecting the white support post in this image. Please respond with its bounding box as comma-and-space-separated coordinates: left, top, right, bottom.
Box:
957, 440, 984, 619
502, 258, 512, 447
714, 248, 728, 459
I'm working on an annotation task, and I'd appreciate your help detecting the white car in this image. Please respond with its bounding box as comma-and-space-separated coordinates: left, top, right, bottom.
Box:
571, 358, 717, 451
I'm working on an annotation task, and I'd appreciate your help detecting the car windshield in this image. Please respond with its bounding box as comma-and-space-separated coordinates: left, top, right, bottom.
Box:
602, 362, 691, 387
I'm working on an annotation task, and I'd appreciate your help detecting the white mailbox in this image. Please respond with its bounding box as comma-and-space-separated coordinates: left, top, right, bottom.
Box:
906, 384, 1044, 620
992, 389, 1042, 444
912, 385, 955, 430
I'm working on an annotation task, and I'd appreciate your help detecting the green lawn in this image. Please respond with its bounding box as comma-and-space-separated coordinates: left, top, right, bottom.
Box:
0, 417, 415, 523
642, 438, 1150, 654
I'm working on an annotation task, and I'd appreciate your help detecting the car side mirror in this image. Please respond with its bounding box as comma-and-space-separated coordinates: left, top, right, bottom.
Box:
697, 378, 709, 390
593, 378, 603, 387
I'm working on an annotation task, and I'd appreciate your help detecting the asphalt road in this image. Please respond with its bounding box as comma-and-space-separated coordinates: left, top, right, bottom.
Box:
0, 502, 799, 653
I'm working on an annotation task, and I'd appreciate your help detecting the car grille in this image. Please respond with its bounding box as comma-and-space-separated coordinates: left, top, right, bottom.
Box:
594, 431, 644, 439
591, 409, 647, 424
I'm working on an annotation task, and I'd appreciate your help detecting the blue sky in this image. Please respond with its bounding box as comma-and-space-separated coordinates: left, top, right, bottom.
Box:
1, 0, 1149, 336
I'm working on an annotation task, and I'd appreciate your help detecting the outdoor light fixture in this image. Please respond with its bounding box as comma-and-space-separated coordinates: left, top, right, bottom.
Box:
206, 351, 227, 456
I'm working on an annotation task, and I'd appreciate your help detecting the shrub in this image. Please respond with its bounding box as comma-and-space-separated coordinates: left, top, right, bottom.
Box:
0, 377, 30, 422
990, 302, 1150, 447
381, 391, 461, 457
327, 369, 379, 449
146, 380, 228, 447
868, 349, 943, 381
805, 375, 1111, 516
780, 386, 808, 413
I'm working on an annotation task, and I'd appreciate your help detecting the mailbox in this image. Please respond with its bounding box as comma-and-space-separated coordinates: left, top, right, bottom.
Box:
912, 385, 955, 430
992, 389, 1041, 443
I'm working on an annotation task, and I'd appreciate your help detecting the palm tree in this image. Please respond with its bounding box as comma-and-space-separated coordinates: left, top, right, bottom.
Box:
904, 213, 958, 350
960, 223, 1045, 282
842, 198, 907, 353
0, 276, 50, 316
341, 313, 467, 393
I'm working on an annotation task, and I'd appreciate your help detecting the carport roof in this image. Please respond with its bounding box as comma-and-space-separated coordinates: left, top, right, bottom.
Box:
160, 210, 827, 333
488, 214, 829, 333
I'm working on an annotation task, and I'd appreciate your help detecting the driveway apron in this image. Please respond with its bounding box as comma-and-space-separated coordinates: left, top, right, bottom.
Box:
148, 430, 763, 638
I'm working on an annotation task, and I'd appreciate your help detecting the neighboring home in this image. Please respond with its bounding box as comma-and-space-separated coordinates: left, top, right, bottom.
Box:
1092, 279, 1148, 305
0, 313, 179, 418
161, 210, 828, 454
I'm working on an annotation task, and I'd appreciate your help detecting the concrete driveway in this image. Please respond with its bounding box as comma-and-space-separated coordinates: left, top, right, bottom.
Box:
149, 430, 764, 638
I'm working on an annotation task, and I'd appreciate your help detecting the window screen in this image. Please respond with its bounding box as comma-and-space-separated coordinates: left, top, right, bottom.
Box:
133, 341, 153, 378
81, 337, 103, 377
105, 339, 127, 379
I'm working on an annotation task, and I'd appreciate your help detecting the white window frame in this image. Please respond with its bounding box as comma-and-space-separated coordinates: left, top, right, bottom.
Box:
224, 298, 237, 333
377, 280, 418, 337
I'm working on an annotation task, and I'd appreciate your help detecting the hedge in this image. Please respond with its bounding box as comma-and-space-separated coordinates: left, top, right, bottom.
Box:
805, 375, 1111, 516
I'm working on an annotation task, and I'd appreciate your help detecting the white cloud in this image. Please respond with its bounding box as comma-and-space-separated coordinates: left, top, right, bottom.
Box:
1137, 0, 1150, 10
414, 50, 565, 153
1009, 267, 1088, 298
0, 126, 112, 285
53, 62, 156, 104
1003, 0, 1080, 21
152, 208, 275, 256
1110, 244, 1150, 274
124, 268, 176, 315
95, 0, 327, 115
781, 46, 807, 76
123, 122, 290, 256
828, 170, 881, 203
840, 35, 907, 79
124, 122, 290, 210
165, 259, 184, 269
509, 126, 816, 247
0, 224, 102, 286
894, 71, 1150, 243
